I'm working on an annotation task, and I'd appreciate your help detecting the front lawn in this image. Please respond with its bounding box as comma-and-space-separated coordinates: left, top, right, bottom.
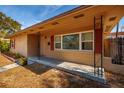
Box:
0, 54, 13, 67
0, 62, 124, 88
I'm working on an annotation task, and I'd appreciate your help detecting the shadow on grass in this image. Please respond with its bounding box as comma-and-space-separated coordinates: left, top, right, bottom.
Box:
39, 70, 109, 88
24, 57, 64, 75
22, 63, 110, 88
24, 63, 53, 75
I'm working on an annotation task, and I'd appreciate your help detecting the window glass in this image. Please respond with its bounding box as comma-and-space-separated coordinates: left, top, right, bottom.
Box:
63, 34, 79, 49
82, 32, 93, 41
55, 36, 61, 49
55, 36, 61, 43
82, 42, 93, 50
55, 43, 61, 49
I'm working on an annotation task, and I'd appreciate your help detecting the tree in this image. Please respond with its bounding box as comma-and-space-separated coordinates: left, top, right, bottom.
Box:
0, 39, 9, 52
0, 30, 7, 38
0, 12, 21, 37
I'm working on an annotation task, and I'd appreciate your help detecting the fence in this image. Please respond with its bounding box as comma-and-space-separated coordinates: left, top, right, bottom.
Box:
110, 37, 124, 65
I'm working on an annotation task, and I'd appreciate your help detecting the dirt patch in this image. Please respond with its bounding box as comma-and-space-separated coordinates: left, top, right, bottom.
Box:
0, 54, 14, 67
105, 72, 124, 87
0, 62, 123, 88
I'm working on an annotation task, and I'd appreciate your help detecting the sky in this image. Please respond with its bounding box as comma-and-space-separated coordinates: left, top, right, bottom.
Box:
112, 17, 124, 32
0, 5, 123, 32
0, 5, 79, 29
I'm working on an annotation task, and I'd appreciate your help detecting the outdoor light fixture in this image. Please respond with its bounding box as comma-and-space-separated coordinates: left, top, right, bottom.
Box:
109, 16, 116, 21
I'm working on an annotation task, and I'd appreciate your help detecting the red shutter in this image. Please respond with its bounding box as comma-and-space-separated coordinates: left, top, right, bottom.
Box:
95, 29, 102, 54
50, 35, 54, 51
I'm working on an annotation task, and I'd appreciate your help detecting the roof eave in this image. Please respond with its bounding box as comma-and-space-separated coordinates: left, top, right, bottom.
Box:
7, 5, 94, 38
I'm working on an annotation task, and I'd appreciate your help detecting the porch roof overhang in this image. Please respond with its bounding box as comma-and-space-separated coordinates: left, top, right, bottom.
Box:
8, 5, 124, 38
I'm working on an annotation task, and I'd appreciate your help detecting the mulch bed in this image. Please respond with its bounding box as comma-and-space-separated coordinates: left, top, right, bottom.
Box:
2, 52, 18, 59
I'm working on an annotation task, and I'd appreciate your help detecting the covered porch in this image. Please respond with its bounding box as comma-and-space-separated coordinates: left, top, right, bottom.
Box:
28, 56, 106, 83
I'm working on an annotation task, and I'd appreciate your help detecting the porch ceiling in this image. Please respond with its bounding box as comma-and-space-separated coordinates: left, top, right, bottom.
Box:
8, 5, 124, 38
27, 6, 124, 35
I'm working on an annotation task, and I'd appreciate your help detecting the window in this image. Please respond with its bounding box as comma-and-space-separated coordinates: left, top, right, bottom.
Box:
54, 31, 93, 51
81, 32, 93, 50
63, 34, 79, 50
54, 36, 61, 49
11, 40, 15, 48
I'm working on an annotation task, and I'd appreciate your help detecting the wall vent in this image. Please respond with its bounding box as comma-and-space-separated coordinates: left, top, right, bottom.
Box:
109, 16, 116, 21
51, 22, 59, 25
73, 14, 84, 19
30, 30, 34, 31
39, 27, 44, 29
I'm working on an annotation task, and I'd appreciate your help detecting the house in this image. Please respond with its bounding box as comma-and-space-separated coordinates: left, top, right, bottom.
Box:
8, 5, 124, 75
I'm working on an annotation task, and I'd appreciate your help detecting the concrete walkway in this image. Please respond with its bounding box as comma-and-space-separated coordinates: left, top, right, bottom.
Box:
28, 56, 106, 84
0, 63, 20, 72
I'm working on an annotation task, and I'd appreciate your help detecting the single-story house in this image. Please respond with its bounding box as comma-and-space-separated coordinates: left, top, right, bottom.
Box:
8, 5, 124, 75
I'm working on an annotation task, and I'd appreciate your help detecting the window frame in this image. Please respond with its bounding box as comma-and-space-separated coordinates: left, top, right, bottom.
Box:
11, 39, 15, 49
54, 35, 62, 50
54, 30, 94, 52
81, 31, 94, 51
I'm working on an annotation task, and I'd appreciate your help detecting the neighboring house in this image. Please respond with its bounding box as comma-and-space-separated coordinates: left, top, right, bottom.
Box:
8, 5, 124, 75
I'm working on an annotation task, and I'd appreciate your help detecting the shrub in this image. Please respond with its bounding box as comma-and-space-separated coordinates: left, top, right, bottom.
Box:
0, 41, 9, 52
15, 53, 22, 59
17, 57, 27, 66
3, 50, 27, 66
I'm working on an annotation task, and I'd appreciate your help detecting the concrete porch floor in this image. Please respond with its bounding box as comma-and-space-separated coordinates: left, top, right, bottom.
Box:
28, 56, 106, 84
